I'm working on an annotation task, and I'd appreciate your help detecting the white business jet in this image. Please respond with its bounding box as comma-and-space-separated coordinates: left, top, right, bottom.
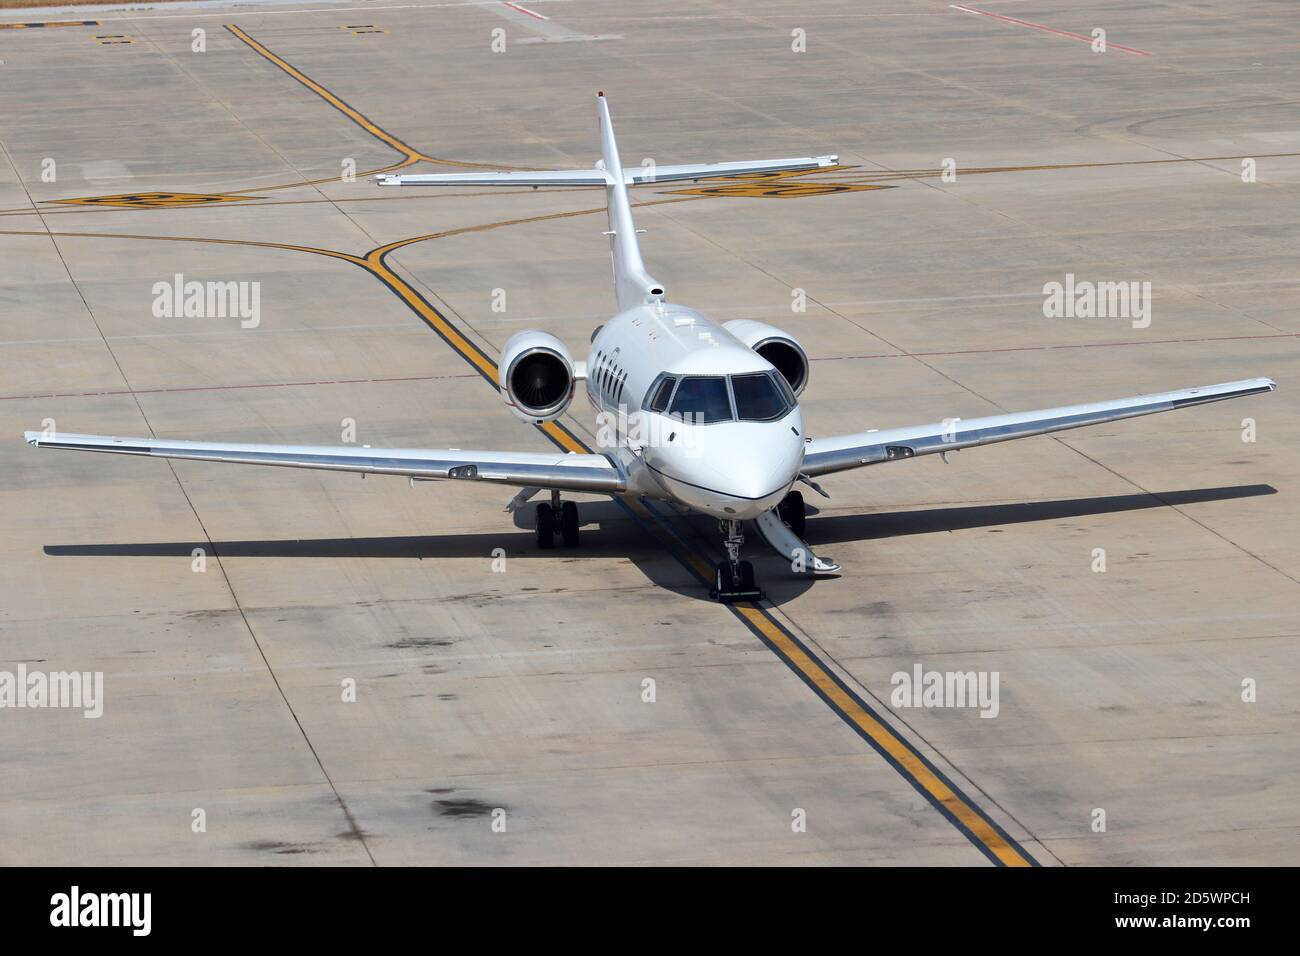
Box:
26, 94, 1275, 601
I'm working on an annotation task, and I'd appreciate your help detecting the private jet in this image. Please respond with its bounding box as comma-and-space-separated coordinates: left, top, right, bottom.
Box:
26, 94, 1275, 601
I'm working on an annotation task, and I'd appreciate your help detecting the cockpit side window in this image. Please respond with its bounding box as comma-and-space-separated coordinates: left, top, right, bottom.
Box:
646, 375, 677, 412
731, 371, 792, 422
770, 368, 796, 406
669, 376, 733, 424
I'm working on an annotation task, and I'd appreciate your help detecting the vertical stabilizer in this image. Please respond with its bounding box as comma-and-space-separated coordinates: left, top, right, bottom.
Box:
597, 93, 665, 311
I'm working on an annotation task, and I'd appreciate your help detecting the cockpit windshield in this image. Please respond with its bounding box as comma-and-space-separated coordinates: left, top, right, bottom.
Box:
647, 370, 796, 424
731, 372, 789, 422
668, 376, 733, 423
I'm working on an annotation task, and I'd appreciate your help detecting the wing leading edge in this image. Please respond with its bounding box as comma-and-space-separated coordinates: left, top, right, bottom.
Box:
803, 378, 1276, 478
23, 433, 624, 494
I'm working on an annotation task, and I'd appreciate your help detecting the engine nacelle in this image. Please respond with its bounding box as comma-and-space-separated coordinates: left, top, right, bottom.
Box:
722, 320, 810, 397
499, 330, 576, 423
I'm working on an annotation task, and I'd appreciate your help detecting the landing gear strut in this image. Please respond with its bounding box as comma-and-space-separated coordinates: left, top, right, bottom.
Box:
536, 491, 580, 549
710, 518, 762, 603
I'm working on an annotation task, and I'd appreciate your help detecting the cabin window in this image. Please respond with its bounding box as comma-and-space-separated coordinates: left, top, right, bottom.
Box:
669, 376, 733, 424
731, 371, 791, 422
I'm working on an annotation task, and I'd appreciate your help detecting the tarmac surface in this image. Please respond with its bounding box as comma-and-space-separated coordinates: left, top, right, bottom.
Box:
0, 0, 1297, 865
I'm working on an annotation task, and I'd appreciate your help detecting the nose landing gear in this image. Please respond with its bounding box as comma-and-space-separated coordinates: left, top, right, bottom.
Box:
536, 491, 581, 549
710, 518, 763, 603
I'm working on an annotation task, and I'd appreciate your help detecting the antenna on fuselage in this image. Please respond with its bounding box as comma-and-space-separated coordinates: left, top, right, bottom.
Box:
596, 93, 666, 312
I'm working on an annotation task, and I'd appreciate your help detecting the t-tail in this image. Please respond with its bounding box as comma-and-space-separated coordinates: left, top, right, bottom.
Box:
373, 93, 839, 312
596, 92, 665, 311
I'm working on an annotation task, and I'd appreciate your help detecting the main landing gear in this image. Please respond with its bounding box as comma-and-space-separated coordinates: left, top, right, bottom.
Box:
710, 518, 763, 604
536, 491, 580, 549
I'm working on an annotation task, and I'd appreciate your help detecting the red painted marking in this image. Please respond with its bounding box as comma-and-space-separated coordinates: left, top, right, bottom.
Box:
951, 4, 1152, 56
502, 1, 548, 21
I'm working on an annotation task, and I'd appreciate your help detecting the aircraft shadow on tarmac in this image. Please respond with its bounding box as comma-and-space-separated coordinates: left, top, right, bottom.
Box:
43, 484, 1276, 606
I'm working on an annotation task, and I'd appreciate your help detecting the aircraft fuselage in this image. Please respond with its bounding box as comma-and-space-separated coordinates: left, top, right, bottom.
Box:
586, 302, 804, 520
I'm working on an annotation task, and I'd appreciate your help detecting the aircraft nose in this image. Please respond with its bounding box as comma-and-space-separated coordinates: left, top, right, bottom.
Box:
649, 417, 804, 518
722, 437, 802, 501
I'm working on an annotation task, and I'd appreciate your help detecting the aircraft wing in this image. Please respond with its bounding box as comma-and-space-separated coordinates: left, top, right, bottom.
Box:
375, 155, 838, 187
24, 432, 624, 494
802, 378, 1275, 478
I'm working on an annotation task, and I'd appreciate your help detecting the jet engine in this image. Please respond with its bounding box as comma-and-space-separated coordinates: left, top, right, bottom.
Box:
722, 320, 810, 396
499, 330, 576, 423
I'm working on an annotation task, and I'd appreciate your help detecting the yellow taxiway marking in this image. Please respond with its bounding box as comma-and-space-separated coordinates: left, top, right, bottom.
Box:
224, 23, 538, 194
226, 22, 413, 160
663, 164, 883, 199
46, 192, 259, 209
0, 20, 98, 29
669, 180, 886, 199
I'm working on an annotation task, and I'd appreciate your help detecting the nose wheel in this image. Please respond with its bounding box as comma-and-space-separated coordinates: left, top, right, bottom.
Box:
536, 494, 581, 549
710, 519, 763, 603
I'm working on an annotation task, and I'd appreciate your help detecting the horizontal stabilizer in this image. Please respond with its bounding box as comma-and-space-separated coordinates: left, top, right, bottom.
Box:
375, 155, 838, 187
376, 169, 609, 187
